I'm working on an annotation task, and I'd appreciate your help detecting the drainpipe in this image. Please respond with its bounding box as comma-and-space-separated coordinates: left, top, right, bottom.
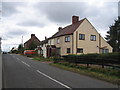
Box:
72, 34, 74, 54
99, 34, 101, 53
76, 31, 78, 54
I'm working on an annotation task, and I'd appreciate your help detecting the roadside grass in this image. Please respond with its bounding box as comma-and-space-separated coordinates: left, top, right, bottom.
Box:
24, 55, 120, 85
32, 57, 54, 62
50, 62, 120, 85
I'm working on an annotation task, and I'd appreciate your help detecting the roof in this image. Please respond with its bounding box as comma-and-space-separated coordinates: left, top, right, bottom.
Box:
52, 18, 85, 38
24, 36, 40, 44
39, 39, 48, 45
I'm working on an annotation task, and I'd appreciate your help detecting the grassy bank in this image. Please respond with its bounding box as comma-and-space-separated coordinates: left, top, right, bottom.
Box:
29, 56, 120, 85
32, 57, 54, 62
50, 62, 120, 85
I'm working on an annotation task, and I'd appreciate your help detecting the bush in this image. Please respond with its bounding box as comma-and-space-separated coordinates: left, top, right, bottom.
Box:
62, 53, 120, 65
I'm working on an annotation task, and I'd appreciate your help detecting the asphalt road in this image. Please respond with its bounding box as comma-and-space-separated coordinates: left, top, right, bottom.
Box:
2, 54, 118, 89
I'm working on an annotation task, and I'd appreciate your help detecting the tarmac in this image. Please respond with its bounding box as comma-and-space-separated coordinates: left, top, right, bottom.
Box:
0, 52, 2, 89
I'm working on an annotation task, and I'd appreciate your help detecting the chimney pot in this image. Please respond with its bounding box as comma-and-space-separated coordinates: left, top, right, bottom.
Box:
45, 36, 47, 40
58, 27, 62, 32
31, 34, 35, 38
72, 16, 79, 24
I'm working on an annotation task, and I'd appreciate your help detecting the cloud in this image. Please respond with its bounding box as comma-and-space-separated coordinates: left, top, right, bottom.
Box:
2, 2, 25, 17
17, 20, 45, 27
35, 2, 88, 24
35, 2, 117, 29
5, 28, 29, 39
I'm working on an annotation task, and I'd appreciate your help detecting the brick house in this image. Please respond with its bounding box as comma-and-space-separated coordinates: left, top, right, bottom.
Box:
24, 34, 40, 50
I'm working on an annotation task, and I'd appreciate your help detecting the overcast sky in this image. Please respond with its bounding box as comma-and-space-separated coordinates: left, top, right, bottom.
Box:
0, 0, 119, 51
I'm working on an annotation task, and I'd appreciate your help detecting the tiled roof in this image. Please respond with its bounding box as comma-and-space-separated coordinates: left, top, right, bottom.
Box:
52, 18, 85, 38
24, 36, 40, 44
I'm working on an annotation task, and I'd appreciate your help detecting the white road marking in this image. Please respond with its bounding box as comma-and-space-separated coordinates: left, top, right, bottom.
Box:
16, 58, 20, 61
21, 61, 31, 67
36, 70, 72, 89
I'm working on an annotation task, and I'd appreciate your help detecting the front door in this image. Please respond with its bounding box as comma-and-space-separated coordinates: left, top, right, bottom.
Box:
56, 47, 61, 56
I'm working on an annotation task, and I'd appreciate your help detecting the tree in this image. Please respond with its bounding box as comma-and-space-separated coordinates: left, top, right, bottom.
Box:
105, 17, 120, 52
29, 41, 37, 50
18, 44, 24, 54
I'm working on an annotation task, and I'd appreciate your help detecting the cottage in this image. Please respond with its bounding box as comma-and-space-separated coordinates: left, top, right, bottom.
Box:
38, 16, 113, 58
24, 34, 40, 50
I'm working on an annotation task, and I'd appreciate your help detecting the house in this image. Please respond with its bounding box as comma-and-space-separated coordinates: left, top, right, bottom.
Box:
24, 34, 40, 50
38, 16, 113, 58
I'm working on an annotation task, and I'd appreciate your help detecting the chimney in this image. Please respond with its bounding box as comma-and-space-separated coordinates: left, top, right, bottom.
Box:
45, 36, 47, 40
72, 16, 79, 24
58, 27, 62, 32
31, 34, 35, 38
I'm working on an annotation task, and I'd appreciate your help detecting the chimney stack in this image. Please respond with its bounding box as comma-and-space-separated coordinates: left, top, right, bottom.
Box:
72, 16, 79, 24
58, 27, 62, 32
45, 36, 47, 40
31, 34, 35, 38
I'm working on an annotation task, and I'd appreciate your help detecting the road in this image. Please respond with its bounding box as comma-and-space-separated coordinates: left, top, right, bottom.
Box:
2, 54, 118, 89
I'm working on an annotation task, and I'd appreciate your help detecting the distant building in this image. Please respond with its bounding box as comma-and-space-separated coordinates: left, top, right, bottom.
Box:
37, 16, 113, 58
24, 34, 40, 50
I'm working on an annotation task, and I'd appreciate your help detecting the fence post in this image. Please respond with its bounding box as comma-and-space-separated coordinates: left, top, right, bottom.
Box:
102, 59, 104, 68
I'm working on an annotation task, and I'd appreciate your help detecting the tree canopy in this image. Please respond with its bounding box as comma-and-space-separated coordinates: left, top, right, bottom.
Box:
105, 17, 120, 52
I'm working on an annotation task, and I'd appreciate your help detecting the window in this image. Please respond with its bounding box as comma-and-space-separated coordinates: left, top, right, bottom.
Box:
79, 34, 85, 40
77, 48, 83, 53
65, 36, 70, 42
67, 48, 71, 53
90, 35, 96, 41
102, 49, 109, 53
57, 38, 60, 44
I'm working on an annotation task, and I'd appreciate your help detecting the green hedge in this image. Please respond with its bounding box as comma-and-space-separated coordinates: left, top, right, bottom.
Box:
60, 53, 120, 67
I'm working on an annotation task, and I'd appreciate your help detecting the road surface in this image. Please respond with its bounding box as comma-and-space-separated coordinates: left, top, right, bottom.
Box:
2, 54, 118, 89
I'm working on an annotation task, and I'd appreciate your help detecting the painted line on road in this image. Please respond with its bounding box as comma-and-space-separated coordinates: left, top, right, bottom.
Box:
36, 70, 72, 89
21, 61, 31, 67
16, 58, 20, 61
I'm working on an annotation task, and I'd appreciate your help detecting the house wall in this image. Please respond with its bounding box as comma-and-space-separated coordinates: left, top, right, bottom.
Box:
100, 36, 113, 53
73, 19, 112, 54
42, 44, 47, 58
54, 35, 73, 56
24, 34, 40, 49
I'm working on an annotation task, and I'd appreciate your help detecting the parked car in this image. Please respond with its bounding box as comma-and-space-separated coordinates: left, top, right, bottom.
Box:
24, 50, 36, 55
3, 52, 8, 54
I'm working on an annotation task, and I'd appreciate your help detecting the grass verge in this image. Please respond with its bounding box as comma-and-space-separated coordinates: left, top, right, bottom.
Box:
50, 62, 120, 85
32, 57, 54, 62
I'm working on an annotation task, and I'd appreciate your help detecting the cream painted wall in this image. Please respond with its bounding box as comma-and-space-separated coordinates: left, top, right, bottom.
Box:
54, 35, 73, 56
73, 19, 112, 54
100, 35, 113, 53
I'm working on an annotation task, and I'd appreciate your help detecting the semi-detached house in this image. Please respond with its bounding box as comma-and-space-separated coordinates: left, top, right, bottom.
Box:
37, 16, 113, 58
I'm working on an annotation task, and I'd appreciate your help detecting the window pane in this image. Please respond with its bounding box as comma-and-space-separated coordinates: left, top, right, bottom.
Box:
77, 48, 83, 53
57, 38, 60, 43
79, 34, 85, 40
67, 48, 70, 53
91, 35, 96, 41
65, 36, 70, 42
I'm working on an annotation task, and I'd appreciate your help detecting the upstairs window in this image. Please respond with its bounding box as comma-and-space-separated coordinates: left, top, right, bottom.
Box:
65, 36, 70, 42
77, 48, 83, 53
79, 34, 85, 40
67, 48, 71, 53
90, 35, 96, 41
57, 38, 60, 44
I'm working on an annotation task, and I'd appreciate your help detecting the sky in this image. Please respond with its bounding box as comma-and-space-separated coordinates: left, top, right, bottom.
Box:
0, 0, 119, 52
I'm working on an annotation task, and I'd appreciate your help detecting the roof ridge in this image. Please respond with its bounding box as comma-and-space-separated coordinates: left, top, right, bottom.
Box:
51, 18, 85, 38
